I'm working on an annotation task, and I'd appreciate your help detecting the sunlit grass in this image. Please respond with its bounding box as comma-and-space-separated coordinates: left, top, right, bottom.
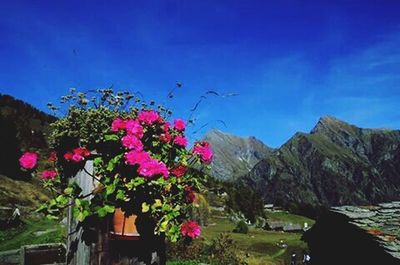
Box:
201, 214, 309, 265
0, 218, 66, 251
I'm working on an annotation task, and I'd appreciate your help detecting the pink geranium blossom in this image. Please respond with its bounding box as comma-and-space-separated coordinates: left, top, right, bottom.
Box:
72, 147, 91, 162
111, 118, 126, 132
125, 119, 144, 138
171, 164, 187, 178
74, 147, 91, 157
137, 110, 160, 125
121, 135, 143, 150
64, 152, 73, 161
64, 147, 91, 162
173, 119, 186, 131
125, 150, 151, 166
173, 135, 188, 147
72, 153, 84, 162
163, 122, 171, 132
180, 220, 201, 238
160, 132, 172, 143
138, 159, 169, 179
193, 141, 213, 164
19, 152, 38, 169
41, 170, 57, 180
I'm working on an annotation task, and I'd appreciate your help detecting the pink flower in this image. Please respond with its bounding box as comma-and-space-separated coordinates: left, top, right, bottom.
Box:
65, 147, 91, 163
64, 152, 73, 161
48, 151, 57, 162
160, 132, 172, 143
125, 150, 151, 166
19, 152, 38, 170
73, 147, 91, 157
121, 135, 143, 150
193, 141, 213, 164
173, 119, 186, 131
173, 136, 188, 147
138, 159, 169, 179
180, 220, 201, 238
137, 110, 160, 125
125, 119, 144, 138
171, 164, 187, 178
163, 122, 171, 132
41, 170, 57, 180
111, 118, 126, 132
72, 153, 84, 162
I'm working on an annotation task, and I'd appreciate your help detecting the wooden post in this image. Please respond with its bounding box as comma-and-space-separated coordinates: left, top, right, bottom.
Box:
67, 159, 107, 265
66, 161, 165, 265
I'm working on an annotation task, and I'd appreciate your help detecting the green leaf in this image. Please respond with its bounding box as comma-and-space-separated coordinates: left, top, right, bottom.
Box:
167, 224, 180, 242
116, 190, 126, 200
142, 202, 150, 213
55, 195, 68, 206
75, 198, 82, 207
126, 177, 145, 190
159, 219, 169, 232
76, 210, 90, 222
104, 204, 115, 213
96, 204, 115, 217
107, 154, 123, 172
94, 157, 103, 166
104, 134, 119, 141
106, 184, 116, 195
64, 187, 73, 195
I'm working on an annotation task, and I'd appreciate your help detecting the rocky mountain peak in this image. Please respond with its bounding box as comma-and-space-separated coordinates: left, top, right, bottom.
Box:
203, 129, 273, 181
311, 116, 358, 135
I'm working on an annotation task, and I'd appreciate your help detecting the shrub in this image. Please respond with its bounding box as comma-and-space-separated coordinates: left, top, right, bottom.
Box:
207, 233, 247, 265
166, 237, 207, 261
233, 220, 249, 234
20, 89, 213, 244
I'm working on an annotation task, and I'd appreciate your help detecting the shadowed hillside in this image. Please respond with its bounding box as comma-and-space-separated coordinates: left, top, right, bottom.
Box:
0, 94, 56, 179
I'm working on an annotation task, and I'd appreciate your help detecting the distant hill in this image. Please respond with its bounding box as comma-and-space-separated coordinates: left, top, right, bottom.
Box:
239, 116, 400, 214
0, 94, 56, 179
203, 130, 273, 181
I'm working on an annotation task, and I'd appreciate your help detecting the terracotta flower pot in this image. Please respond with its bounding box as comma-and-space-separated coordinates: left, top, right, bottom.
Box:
112, 208, 140, 240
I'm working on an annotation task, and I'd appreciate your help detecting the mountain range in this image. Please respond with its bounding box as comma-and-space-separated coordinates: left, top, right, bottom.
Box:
206, 116, 400, 213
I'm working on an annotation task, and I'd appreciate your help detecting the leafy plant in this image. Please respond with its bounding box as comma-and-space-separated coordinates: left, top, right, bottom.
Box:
233, 220, 249, 234
207, 233, 247, 265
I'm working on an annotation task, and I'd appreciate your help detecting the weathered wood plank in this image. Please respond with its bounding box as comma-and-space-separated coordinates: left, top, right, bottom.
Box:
67, 160, 98, 265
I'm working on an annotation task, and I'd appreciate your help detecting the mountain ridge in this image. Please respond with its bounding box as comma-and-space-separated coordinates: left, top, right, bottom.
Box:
203, 129, 274, 181
238, 116, 400, 213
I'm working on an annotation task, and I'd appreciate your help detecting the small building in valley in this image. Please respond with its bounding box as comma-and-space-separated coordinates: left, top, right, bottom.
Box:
302, 202, 400, 265
265, 220, 303, 232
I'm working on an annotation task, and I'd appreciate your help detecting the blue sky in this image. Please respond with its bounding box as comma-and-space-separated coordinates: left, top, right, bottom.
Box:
1, 1, 400, 147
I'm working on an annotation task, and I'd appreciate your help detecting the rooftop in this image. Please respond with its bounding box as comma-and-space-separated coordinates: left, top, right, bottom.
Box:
331, 202, 400, 260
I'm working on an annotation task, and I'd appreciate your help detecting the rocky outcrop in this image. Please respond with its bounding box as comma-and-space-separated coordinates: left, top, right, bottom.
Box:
204, 130, 273, 181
